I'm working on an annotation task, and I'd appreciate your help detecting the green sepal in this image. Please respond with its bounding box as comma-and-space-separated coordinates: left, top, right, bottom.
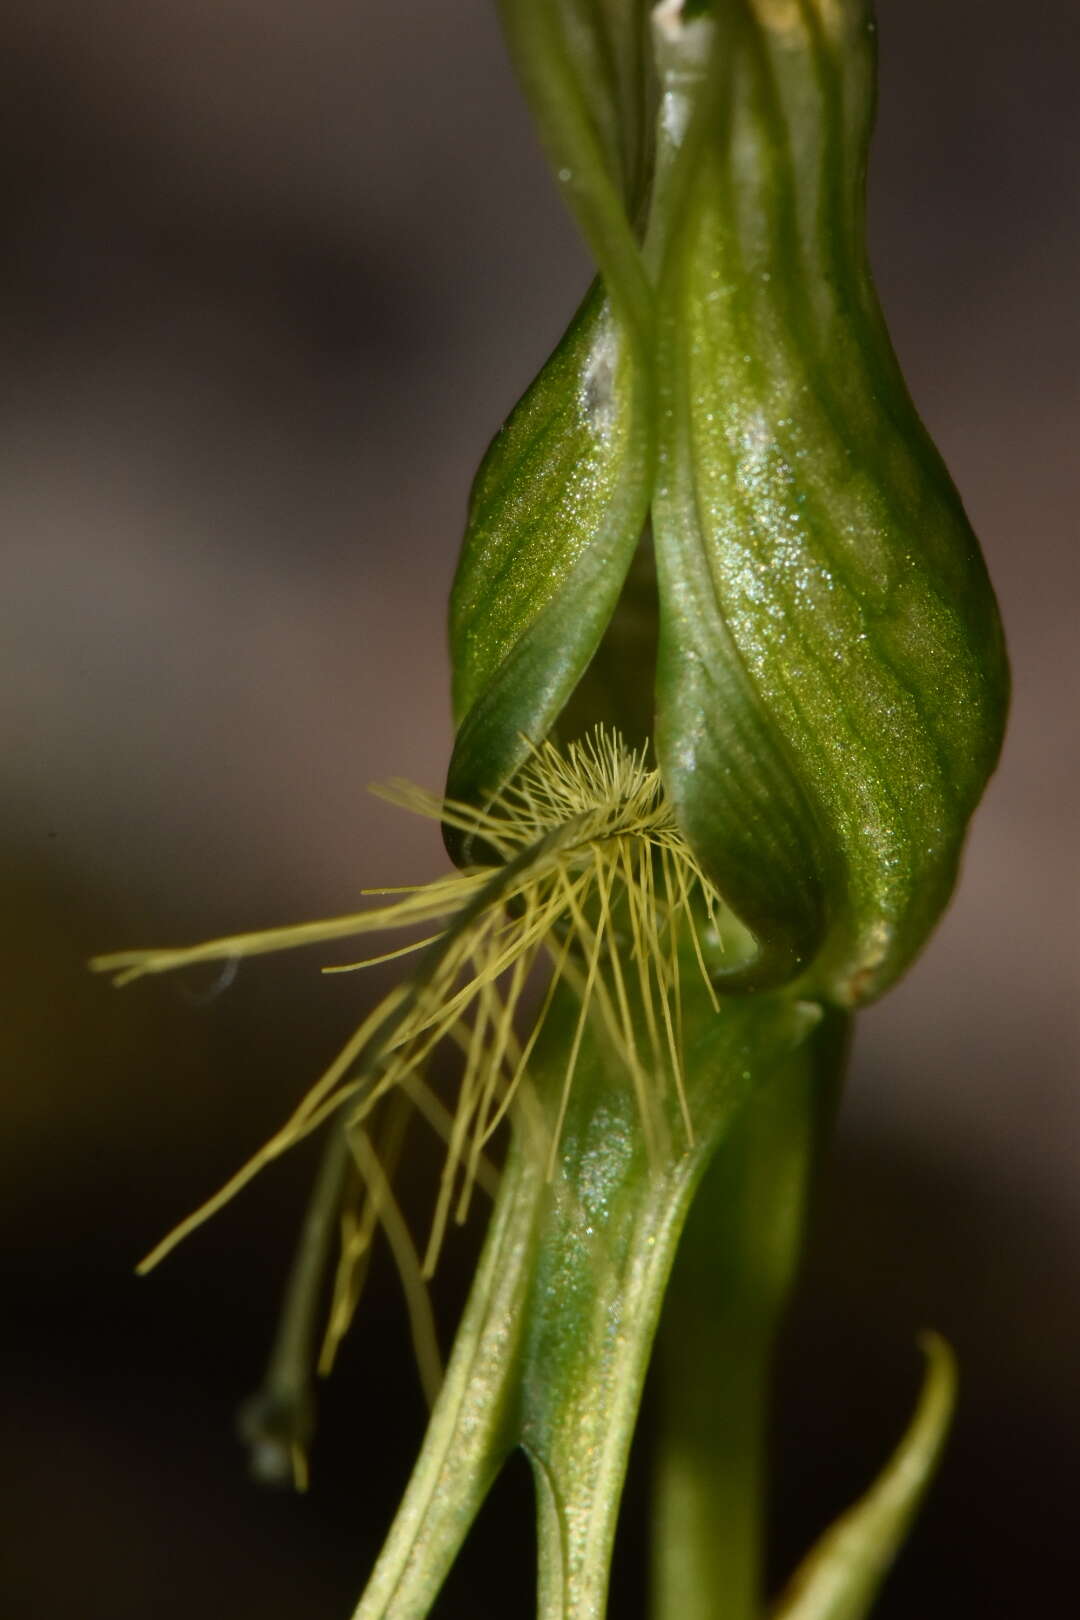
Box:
652, 1, 1008, 1003
351, 977, 825, 1620
519, 991, 823, 1620
445, 281, 652, 861
772, 1334, 958, 1620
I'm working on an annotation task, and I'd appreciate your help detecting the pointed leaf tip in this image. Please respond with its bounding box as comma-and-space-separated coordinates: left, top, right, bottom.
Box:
772, 1333, 957, 1620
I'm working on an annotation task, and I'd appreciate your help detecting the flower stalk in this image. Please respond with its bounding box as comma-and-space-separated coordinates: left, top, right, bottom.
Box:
650, 1011, 847, 1620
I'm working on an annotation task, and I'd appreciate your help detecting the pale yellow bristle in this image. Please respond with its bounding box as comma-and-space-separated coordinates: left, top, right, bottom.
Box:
97, 726, 727, 1398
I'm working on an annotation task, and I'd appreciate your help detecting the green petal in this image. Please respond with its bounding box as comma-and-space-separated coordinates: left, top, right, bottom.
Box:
445, 282, 652, 856
446, 2, 662, 851
652, 294, 834, 989
772, 1334, 958, 1620
653, 2, 1007, 1002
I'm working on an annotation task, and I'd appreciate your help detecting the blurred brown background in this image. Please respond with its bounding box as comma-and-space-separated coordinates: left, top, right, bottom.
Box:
2, 3, 1077, 1616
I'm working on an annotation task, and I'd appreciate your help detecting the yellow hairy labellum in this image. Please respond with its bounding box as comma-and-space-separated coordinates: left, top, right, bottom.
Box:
94, 728, 733, 1442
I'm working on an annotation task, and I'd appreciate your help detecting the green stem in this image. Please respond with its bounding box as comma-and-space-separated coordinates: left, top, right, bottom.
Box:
651, 1011, 849, 1620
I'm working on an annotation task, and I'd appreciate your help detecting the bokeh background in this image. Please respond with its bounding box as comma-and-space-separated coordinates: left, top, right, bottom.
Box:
2, 2, 1077, 1616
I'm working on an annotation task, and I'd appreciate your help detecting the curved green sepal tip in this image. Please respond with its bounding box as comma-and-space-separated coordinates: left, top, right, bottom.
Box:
651, 2, 1007, 1003
445, 283, 651, 862
772, 1333, 958, 1620
496, 0, 656, 306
